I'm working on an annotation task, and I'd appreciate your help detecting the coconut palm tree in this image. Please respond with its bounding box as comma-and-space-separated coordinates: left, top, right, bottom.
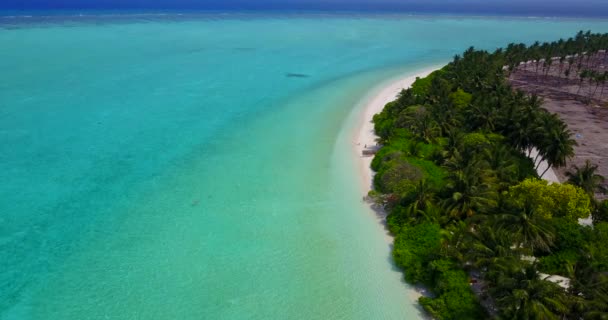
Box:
535, 113, 577, 177
558, 56, 566, 83
566, 160, 607, 197
492, 265, 569, 320
483, 144, 520, 189
495, 205, 555, 252
442, 161, 498, 220
403, 179, 437, 219
599, 71, 608, 100
565, 260, 608, 319
578, 69, 591, 95
397, 105, 440, 144
461, 223, 522, 271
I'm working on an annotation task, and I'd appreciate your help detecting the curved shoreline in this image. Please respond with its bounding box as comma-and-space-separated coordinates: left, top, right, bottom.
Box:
349, 66, 443, 304
349, 64, 573, 307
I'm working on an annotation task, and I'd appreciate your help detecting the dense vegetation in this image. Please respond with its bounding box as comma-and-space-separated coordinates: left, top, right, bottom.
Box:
370, 32, 608, 319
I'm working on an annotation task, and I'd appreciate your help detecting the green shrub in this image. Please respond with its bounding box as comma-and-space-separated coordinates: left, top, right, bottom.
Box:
449, 88, 472, 109
552, 217, 588, 251
538, 250, 580, 276
593, 199, 608, 224
405, 157, 448, 189
509, 178, 591, 222
392, 222, 442, 283
419, 259, 485, 320
375, 160, 423, 194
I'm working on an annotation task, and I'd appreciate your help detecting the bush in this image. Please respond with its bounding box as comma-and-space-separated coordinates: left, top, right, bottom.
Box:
375, 160, 423, 194
588, 222, 608, 271
509, 178, 591, 222
552, 217, 588, 251
392, 222, 442, 283
405, 157, 448, 189
449, 88, 472, 109
538, 250, 580, 276
593, 199, 608, 224
419, 259, 485, 320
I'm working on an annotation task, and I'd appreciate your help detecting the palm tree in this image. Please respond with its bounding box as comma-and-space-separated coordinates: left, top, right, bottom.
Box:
535, 113, 577, 177
558, 56, 566, 83
588, 70, 602, 100
578, 69, 591, 96
566, 160, 607, 196
466, 100, 498, 132
461, 223, 522, 271
599, 71, 608, 100
403, 179, 437, 219
543, 56, 553, 80
492, 265, 569, 320
397, 105, 440, 144
483, 144, 520, 189
565, 260, 608, 319
442, 160, 498, 220
495, 205, 555, 252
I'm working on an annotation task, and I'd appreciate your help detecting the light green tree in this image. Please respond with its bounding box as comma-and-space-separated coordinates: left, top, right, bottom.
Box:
509, 178, 591, 222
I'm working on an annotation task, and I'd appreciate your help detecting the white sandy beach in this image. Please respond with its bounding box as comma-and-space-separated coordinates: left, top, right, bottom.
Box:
351, 66, 441, 303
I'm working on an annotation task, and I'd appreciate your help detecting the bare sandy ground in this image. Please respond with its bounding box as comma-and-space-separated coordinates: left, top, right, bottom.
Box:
511, 63, 608, 199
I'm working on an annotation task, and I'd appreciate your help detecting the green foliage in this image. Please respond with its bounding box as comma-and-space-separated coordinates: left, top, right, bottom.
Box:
538, 219, 588, 275
411, 73, 435, 97
594, 199, 608, 223
371, 142, 447, 195
538, 250, 580, 276
509, 178, 591, 222
419, 260, 485, 320
566, 160, 607, 196
368, 32, 608, 319
460, 132, 492, 157
405, 157, 448, 189
449, 88, 472, 109
392, 222, 442, 283
386, 205, 410, 234
372, 102, 397, 140
374, 158, 423, 194
492, 265, 569, 319
587, 222, 608, 271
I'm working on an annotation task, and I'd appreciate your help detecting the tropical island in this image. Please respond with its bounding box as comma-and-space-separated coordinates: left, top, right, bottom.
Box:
368, 32, 608, 319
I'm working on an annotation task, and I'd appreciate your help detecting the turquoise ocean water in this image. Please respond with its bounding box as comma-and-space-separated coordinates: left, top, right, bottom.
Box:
2, 13, 608, 319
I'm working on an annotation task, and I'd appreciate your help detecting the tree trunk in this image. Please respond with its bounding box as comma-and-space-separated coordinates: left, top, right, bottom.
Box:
540, 165, 552, 178
592, 81, 600, 100
535, 157, 545, 171
533, 151, 543, 166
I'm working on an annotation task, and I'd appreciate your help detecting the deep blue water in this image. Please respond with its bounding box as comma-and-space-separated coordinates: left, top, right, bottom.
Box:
1, 1, 608, 18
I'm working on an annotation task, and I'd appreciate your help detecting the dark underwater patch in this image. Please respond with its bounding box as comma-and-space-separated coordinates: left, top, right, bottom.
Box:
285, 73, 310, 78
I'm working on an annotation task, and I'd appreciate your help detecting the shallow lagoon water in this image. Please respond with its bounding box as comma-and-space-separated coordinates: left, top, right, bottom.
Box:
2, 13, 608, 319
